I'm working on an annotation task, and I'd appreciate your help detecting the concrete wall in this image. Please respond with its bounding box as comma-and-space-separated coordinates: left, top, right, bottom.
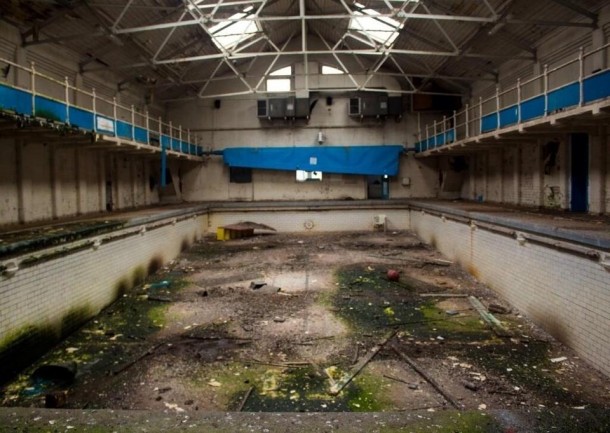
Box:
168, 60, 440, 202
0, 139, 160, 226
410, 209, 610, 377
460, 131, 609, 214
0, 211, 207, 383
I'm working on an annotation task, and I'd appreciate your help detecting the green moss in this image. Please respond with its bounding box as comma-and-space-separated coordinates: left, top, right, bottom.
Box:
461, 339, 582, 405
417, 302, 491, 341
330, 264, 420, 335
380, 411, 503, 433
0, 324, 59, 385
132, 266, 147, 286
60, 305, 95, 338
220, 364, 394, 412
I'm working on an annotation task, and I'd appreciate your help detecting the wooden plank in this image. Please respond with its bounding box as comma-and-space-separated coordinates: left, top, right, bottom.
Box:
328, 330, 397, 396
468, 296, 512, 337
390, 344, 461, 409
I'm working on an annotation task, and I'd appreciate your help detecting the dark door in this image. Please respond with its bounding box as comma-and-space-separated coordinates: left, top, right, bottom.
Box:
367, 175, 389, 199
570, 133, 589, 212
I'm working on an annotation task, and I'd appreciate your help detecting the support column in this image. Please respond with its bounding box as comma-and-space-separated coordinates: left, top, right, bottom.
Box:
16, 140, 26, 224
589, 127, 606, 214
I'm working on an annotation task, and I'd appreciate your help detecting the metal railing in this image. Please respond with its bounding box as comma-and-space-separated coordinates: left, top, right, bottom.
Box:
0, 56, 204, 157
415, 41, 610, 153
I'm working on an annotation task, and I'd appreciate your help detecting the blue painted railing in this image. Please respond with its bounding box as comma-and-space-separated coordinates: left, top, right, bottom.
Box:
0, 62, 203, 158
415, 45, 610, 153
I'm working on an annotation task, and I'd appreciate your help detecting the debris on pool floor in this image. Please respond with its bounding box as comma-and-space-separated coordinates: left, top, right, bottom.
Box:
1, 231, 609, 418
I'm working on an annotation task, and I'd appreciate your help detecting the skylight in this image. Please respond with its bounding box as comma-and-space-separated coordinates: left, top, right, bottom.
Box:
207, 6, 260, 51
322, 65, 345, 75
349, 2, 402, 46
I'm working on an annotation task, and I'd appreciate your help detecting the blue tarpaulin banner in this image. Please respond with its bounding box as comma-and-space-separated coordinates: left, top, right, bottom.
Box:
222, 145, 404, 176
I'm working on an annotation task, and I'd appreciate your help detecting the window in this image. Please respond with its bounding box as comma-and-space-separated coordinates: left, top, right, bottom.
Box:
198, 5, 260, 51
296, 170, 323, 182
266, 66, 292, 92
349, 2, 403, 46
322, 65, 345, 75
230, 167, 252, 183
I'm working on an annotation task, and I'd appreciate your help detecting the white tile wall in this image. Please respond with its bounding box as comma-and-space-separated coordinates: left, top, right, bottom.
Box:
410, 210, 610, 377
0, 214, 207, 355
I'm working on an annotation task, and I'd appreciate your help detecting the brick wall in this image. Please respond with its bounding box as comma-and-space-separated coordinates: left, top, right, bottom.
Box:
0, 213, 207, 383
410, 210, 610, 377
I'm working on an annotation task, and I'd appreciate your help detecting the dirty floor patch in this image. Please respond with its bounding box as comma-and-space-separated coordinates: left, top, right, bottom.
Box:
1, 231, 609, 425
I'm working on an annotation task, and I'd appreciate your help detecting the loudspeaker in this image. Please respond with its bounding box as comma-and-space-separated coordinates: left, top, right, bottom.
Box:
214, 99, 221, 109
326, 96, 333, 106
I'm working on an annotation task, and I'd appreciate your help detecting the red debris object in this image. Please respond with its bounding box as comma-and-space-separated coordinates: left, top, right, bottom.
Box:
387, 269, 400, 282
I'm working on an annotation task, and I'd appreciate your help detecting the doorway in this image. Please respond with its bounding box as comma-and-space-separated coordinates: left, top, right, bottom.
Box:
570, 133, 589, 212
367, 175, 389, 199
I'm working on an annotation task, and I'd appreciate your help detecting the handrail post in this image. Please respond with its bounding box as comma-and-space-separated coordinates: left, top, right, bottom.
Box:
179, 125, 183, 153
417, 112, 421, 144
169, 120, 173, 150
479, 97, 483, 134
31, 62, 36, 116
113, 97, 118, 137
543, 64, 549, 116
495, 86, 500, 130
442, 115, 446, 145
158, 116, 163, 148
187, 129, 191, 154
517, 78, 521, 124
465, 104, 470, 138
145, 110, 150, 145
64, 76, 70, 124
452, 110, 456, 142
425, 123, 429, 151
92, 88, 97, 132
579, 46, 584, 107
433, 120, 437, 148
131, 105, 135, 141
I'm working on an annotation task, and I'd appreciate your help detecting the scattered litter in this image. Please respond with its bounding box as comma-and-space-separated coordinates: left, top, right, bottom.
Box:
65, 347, 78, 354
148, 281, 170, 290
273, 317, 286, 323
550, 356, 568, 363
425, 258, 452, 267
573, 406, 586, 410
420, 293, 468, 298
478, 403, 487, 410
463, 381, 479, 391
45, 391, 67, 408
208, 379, 221, 387
488, 303, 510, 314
445, 310, 459, 316
250, 281, 267, 289
436, 336, 445, 341
164, 402, 185, 413
386, 269, 400, 282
